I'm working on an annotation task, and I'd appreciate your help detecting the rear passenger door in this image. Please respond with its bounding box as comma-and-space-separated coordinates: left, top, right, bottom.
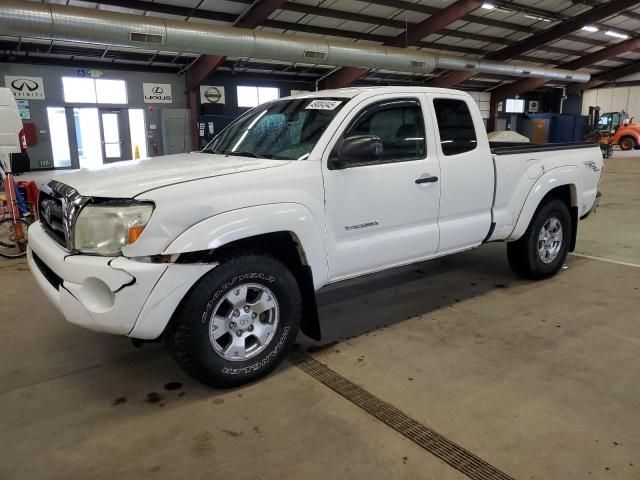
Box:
322, 95, 441, 281
429, 94, 494, 253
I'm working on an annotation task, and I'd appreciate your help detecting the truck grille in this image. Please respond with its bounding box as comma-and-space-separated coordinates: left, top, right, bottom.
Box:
39, 188, 67, 248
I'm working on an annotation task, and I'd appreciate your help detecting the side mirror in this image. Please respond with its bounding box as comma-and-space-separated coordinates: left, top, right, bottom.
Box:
332, 135, 384, 169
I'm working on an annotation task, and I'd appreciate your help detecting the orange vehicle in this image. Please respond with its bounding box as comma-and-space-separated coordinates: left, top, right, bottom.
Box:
589, 111, 640, 151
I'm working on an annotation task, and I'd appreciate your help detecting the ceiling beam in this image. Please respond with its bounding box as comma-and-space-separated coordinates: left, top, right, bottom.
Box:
545, 0, 640, 24
186, 0, 287, 89
93, 0, 635, 67
566, 61, 640, 94
91, 0, 633, 67
363, 0, 638, 47
320, 0, 484, 89
491, 38, 640, 104
94, 0, 236, 22
427, 0, 640, 88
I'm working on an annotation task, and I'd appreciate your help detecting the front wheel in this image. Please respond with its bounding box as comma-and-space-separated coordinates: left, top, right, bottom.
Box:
507, 199, 571, 280
167, 254, 301, 388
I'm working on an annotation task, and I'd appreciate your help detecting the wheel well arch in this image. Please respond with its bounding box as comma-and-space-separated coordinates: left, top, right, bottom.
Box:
619, 134, 638, 146
537, 184, 579, 252
173, 231, 321, 341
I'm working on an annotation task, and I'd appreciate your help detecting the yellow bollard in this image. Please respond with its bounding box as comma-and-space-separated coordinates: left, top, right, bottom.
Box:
134, 145, 140, 160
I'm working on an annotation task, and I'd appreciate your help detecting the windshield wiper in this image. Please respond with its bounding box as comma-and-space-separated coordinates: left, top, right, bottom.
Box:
223, 151, 273, 159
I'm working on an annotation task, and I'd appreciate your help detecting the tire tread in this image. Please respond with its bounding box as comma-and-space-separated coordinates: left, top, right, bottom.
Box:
166, 253, 301, 388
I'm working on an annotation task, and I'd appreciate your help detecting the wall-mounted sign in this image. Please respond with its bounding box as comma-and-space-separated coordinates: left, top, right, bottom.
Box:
16, 100, 30, 120
5, 76, 45, 100
78, 69, 103, 78
200, 85, 225, 105
143, 83, 173, 103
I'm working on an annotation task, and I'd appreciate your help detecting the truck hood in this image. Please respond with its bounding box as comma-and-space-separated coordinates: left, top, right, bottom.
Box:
53, 153, 290, 198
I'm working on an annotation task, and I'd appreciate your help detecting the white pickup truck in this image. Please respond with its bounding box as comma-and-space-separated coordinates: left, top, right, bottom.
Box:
28, 87, 602, 387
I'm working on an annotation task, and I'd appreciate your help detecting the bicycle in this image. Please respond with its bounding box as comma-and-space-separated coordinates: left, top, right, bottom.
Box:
585, 129, 614, 160
0, 158, 36, 258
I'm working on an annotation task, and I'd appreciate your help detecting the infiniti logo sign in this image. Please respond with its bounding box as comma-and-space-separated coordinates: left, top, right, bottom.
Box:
10, 79, 38, 92
5, 75, 45, 100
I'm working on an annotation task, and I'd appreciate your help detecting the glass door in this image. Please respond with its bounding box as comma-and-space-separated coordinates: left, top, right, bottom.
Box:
73, 108, 102, 169
99, 109, 131, 163
46, 107, 72, 168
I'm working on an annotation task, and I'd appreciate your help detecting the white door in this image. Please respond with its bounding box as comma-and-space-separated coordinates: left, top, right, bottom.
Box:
322, 95, 441, 281
428, 94, 494, 253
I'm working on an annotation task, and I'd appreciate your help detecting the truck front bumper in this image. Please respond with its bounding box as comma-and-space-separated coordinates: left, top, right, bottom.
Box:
27, 222, 216, 339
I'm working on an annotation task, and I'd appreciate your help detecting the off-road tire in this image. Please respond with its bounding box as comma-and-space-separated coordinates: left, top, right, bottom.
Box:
167, 254, 301, 388
507, 198, 571, 280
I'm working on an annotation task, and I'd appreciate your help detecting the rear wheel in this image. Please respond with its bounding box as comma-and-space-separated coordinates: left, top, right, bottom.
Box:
0, 218, 30, 258
167, 254, 301, 388
619, 136, 636, 151
507, 199, 571, 280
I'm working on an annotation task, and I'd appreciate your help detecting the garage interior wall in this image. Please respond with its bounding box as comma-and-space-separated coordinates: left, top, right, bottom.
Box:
0, 63, 188, 170
1, 62, 495, 168
195, 72, 315, 143
581, 85, 640, 117
465, 91, 491, 120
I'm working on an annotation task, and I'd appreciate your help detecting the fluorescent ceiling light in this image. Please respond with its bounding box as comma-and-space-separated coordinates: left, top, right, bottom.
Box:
481, 2, 495, 9
581, 25, 598, 33
605, 30, 629, 39
524, 14, 551, 22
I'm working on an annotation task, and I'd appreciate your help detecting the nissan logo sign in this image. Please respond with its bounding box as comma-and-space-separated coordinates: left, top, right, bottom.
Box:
204, 87, 222, 103
11, 79, 39, 92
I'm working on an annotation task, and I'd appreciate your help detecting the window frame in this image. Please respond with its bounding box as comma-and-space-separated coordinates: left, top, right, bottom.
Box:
432, 97, 478, 157
329, 97, 427, 170
236, 85, 280, 108
61, 76, 128, 105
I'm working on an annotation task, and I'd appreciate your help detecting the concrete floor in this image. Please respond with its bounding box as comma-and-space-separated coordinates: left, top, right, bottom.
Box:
1, 154, 639, 480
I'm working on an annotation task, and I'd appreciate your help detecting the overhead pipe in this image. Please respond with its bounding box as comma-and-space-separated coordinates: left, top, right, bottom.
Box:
0, 0, 591, 83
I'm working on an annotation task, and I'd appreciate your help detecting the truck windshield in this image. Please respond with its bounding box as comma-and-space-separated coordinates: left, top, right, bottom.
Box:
204, 98, 347, 160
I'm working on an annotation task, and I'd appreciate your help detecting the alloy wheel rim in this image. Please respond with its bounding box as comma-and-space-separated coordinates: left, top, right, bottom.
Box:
208, 283, 279, 361
537, 217, 563, 264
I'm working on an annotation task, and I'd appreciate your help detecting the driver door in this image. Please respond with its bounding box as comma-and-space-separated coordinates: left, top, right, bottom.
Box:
322, 94, 441, 282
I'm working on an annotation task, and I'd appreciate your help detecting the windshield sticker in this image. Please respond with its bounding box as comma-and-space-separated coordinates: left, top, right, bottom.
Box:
306, 99, 342, 110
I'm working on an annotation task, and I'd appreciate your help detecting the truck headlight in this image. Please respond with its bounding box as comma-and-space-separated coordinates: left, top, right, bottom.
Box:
74, 202, 154, 255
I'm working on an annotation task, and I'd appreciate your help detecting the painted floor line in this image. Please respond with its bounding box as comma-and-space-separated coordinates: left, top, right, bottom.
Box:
570, 253, 640, 268
291, 350, 515, 480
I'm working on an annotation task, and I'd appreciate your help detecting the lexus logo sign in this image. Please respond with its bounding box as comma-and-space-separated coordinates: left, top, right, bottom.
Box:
5, 76, 45, 99
143, 83, 172, 103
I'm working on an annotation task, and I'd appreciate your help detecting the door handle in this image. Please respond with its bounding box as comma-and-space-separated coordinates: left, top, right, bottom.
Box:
415, 175, 438, 184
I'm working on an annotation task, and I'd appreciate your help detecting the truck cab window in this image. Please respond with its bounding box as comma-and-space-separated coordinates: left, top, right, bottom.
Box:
433, 98, 477, 156
345, 101, 426, 163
